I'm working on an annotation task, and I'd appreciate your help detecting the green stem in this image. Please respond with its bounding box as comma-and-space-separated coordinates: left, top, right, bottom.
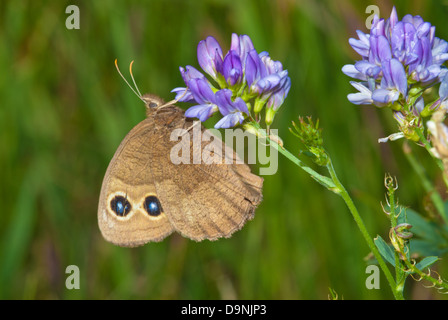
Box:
273, 142, 336, 190
250, 124, 335, 190
401, 254, 448, 292
253, 124, 402, 299
386, 180, 407, 296
326, 160, 403, 300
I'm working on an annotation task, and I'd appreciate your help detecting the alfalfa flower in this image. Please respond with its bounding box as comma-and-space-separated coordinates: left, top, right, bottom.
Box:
197, 36, 224, 82
343, 6, 448, 142
343, 7, 448, 108
214, 89, 249, 128
172, 33, 290, 128
183, 78, 219, 122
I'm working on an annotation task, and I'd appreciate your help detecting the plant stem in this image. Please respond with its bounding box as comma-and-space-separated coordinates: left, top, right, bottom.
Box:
254, 124, 403, 299
402, 258, 448, 292
386, 179, 407, 296
326, 160, 403, 300
250, 123, 335, 190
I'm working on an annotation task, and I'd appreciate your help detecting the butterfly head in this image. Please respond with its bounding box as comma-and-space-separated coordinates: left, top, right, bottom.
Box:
142, 94, 166, 109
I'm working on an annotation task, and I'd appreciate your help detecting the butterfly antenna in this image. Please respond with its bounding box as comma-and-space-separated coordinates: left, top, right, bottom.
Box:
115, 59, 144, 101
129, 60, 143, 97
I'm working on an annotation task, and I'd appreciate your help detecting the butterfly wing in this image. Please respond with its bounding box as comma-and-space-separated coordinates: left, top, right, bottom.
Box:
98, 104, 263, 246
150, 106, 263, 241
98, 118, 174, 247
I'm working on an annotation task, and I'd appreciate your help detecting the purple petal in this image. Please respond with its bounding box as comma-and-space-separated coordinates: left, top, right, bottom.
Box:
416, 22, 431, 39
348, 93, 373, 105
260, 53, 283, 75
393, 111, 406, 126
198, 107, 216, 122
355, 60, 381, 78
347, 81, 373, 105
230, 33, 254, 69
214, 113, 244, 129
171, 87, 194, 102
391, 22, 418, 64
424, 64, 441, 82
230, 33, 254, 53
390, 59, 408, 95
175, 66, 207, 102
349, 30, 371, 57
403, 14, 424, 29
407, 38, 424, 73
197, 36, 223, 79
413, 96, 424, 114
222, 50, 243, 86
245, 49, 264, 87
371, 17, 385, 37
420, 37, 433, 67
389, 6, 398, 31
369, 35, 392, 65
432, 37, 448, 65
420, 36, 433, 67
439, 69, 448, 82
215, 89, 249, 117
429, 26, 436, 46
439, 72, 448, 101
255, 74, 282, 93
185, 104, 217, 122
411, 64, 442, 83
180, 65, 205, 84
372, 88, 400, 104
233, 97, 249, 114
230, 33, 240, 52
434, 53, 448, 66
381, 58, 407, 96
267, 76, 291, 110
215, 89, 233, 115
342, 64, 368, 80
188, 78, 217, 105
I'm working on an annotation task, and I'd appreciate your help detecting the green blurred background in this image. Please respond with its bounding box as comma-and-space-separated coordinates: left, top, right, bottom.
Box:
1, 0, 448, 300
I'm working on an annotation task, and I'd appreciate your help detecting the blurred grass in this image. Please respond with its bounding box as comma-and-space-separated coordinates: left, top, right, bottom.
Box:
1, 0, 448, 299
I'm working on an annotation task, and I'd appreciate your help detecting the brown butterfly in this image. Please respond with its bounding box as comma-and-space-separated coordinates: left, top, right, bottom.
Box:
97, 62, 263, 247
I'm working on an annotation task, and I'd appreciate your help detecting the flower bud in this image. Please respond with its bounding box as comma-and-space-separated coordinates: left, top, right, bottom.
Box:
265, 106, 276, 126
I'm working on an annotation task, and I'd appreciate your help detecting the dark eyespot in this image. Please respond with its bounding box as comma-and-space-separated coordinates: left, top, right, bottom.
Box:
149, 102, 158, 108
144, 196, 163, 216
110, 196, 132, 216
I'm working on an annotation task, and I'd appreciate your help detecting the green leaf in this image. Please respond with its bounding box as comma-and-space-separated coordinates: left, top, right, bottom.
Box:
409, 239, 444, 257
374, 235, 395, 266
310, 174, 336, 190
415, 256, 439, 272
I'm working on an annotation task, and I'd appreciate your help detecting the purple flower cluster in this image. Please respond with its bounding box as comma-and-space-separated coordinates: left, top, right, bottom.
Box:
172, 34, 291, 128
343, 7, 448, 112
